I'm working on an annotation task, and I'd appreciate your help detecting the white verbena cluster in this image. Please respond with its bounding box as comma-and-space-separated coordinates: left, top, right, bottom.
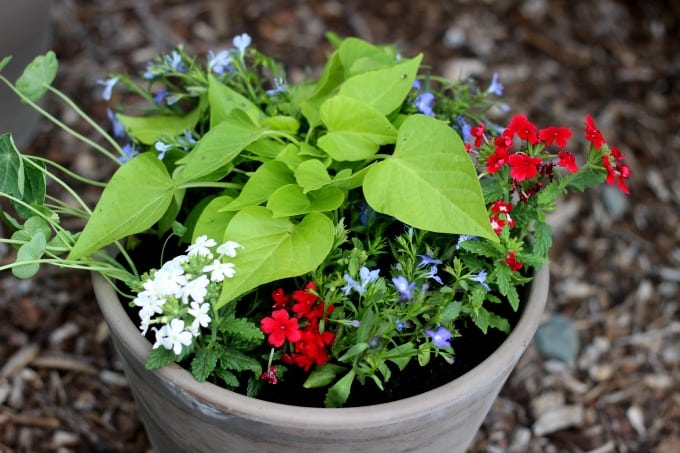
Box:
132, 235, 242, 355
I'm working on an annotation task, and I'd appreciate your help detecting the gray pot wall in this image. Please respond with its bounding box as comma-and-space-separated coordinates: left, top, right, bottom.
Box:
0, 0, 51, 150
92, 265, 549, 453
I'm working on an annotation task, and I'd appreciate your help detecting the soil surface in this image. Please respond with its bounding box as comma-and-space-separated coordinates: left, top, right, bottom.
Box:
1, 1, 678, 451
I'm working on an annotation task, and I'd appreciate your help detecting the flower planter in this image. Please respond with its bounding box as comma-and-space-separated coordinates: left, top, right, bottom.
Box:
92, 265, 548, 452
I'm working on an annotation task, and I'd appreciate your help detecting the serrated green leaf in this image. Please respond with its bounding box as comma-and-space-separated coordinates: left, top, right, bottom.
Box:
215, 207, 335, 309
68, 152, 176, 260
488, 312, 511, 333
215, 369, 240, 388
145, 347, 178, 370
471, 306, 490, 334
566, 168, 606, 192
219, 317, 264, 349
191, 346, 220, 381
219, 348, 261, 374
317, 96, 397, 161
15, 51, 58, 102
533, 221, 553, 258
364, 115, 497, 241
439, 300, 463, 323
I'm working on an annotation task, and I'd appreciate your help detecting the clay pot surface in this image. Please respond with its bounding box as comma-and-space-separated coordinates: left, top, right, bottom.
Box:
93, 265, 548, 452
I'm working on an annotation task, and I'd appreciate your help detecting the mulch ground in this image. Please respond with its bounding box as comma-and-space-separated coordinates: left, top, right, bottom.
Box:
1, 1, 678, 451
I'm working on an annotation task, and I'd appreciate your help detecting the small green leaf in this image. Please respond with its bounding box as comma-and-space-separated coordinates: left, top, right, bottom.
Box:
338, 342, 369, 362
260, 115, 300, 134
339, 54, 422, 115
317, 96, 397, 161
145, 347, 178, 370
117, 107, 202, 145
219, 348, 261, 374
266, 185, 344, 218
533, 221, 553, 258
12, 229, 47, 279
439, 300, 463, 323
68, 152, 176, 260
0, 56, 12, 72
208, 74, 262, 127
221, 161, 295, 212
15, 51, 58, 102
303, 363, 347, 388
294, 159, 332, 192
324, 369, 356, 408
191, 346, 220, 382
175, 110, 264, 183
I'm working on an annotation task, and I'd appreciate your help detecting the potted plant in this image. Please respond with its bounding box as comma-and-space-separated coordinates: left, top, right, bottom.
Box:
0, 34, 630, 451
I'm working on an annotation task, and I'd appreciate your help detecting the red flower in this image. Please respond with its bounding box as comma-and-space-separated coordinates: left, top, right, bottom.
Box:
283, 328, 336, 371
470, 123, 486, 147
491, 200, 513, 214
505, 252, 523, 272
260, 309, 302, 347
271, 288, 291, 309
508, 152, 542, 181
291, 283, 320, 318
603, 156, 631, 195
487, 148, 509, 174
261, 366, 278, 384
539, 126, 572, 148
584, 114, 606, 150
507, 114, 539, 144
490, 215, 506, 234
557, 151, 578, 173
494, 130, 514, 151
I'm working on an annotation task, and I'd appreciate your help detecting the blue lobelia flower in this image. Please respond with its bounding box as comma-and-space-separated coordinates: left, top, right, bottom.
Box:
119, 143, 139, 164
232, 33, 252, 58
414, 92, 435, 116
392, 275, 416, 300
486, 72, 504, 96
425, 326, 452, 348
208, 49, 233, 75
154, 140, 173, 160
469, 269, 491, 292
96, 77, 118, 101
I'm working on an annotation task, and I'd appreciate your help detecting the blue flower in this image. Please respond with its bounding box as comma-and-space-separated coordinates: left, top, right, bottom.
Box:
265, 77, 287, 96
208, 49, 233, 75
359, 202, 376, 226
178, 130, 196, 151
469, 269, 491, 292
486, 72, 504, 96
119, 143, 139, 164
392, 275, 416, 300
455, 117, 473, 143
414, 92, 435, 116
417, 254, 442, 268
165, 50, 185, 73
395, 319, 408, 331
106, 108, 125, 138
233, 33, 252, 58
456, 235, 478, 250
96, 77, 118, 101
424, 265, 443, 285
349, 320, 361, 328
154, 140, 172, 160
425, 326, 452, 348
341, 266, 380, 295
153, 90, 168, 104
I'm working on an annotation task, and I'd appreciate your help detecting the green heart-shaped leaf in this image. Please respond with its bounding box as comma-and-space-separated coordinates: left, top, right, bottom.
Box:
215, 207, 335, 308
363, 115, 497, 241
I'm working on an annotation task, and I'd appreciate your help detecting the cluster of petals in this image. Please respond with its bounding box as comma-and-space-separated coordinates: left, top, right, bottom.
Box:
489, 200, 516, 234
260, 282, 337, 376
133, 235, 241, 355
504, 251, 523, 272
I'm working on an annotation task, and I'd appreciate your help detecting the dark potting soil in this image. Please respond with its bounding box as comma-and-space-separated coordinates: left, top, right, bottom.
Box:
119, 234, 526, 408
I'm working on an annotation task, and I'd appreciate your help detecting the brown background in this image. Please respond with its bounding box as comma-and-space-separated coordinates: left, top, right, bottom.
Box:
1, 0, 678, 451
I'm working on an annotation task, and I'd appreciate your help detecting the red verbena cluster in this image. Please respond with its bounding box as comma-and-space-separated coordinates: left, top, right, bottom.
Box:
260, 282, 336, 382
475, 113, 631, 196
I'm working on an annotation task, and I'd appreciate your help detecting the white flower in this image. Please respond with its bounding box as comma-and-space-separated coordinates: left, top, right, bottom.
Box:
216, 240, 242, 258
155, 319, 193, 355
181, 274, 210, 304
187, 235, 217, 257
153, 267, 187, 297
203, 259, 236, 282
188, 302, 211, 334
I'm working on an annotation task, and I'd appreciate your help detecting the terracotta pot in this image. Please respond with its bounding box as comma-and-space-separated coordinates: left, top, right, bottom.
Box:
92, 265, 548, 452
0, 0, 51, 149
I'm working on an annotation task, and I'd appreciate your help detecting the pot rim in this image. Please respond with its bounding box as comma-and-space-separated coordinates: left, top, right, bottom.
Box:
92, 264, 548, 428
